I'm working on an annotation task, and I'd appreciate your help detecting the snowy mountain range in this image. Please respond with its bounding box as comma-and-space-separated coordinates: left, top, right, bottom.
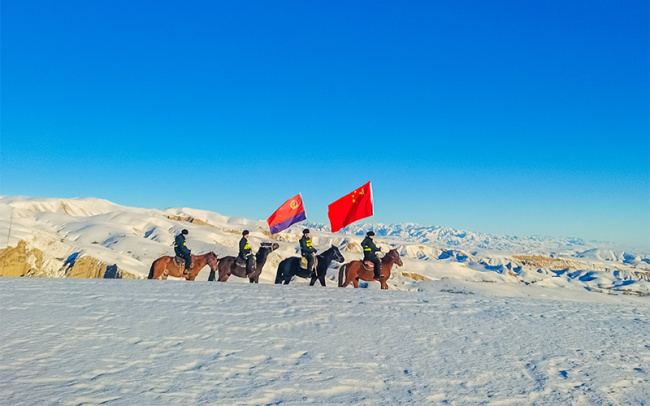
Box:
0, 195, 648, 295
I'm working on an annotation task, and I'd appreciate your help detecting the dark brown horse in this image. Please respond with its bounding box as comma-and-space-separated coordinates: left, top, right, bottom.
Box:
338, 249, 403, 289
148, 252, 218, 280
208, 242, 279, 283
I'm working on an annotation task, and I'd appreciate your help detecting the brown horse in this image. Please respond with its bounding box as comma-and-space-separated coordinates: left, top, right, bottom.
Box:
208, 242, 279, 283
338, 249, 403, 289
148, 252, 218, 280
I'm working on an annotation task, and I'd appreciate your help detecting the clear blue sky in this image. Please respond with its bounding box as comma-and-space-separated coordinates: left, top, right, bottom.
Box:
1, 1, 648, 249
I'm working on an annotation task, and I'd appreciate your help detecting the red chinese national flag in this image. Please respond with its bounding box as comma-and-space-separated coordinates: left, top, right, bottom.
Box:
328, 181, 374, 232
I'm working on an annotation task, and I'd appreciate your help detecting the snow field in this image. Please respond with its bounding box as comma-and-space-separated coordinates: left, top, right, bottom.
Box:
0, 278, 648, 405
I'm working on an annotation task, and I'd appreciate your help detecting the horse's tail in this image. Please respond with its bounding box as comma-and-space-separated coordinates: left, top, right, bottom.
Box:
338, 264, 347, 287
148, 261, 155, 279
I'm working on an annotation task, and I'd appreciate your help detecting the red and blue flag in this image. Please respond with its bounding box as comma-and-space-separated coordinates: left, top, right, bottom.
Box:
267, 194, 307, 234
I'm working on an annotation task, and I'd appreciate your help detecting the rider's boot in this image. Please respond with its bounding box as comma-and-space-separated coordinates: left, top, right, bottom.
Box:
373, 266, 381, 280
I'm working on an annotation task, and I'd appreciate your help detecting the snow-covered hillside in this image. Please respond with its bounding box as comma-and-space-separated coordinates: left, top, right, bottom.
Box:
0, 195, 648, 296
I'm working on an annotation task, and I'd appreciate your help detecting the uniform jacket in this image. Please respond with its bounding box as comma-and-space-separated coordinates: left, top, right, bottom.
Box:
361, 236, 380, 259
239, 237, 252, 258
299, 236, 317, 256
174, 234, 190, 256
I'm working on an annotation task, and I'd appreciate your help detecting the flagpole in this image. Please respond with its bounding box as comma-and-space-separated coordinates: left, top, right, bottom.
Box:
371, 181, 374, 233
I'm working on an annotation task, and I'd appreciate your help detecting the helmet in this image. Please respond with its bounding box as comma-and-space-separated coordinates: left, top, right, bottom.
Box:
367, 231, 375, 236
303, 229, 310, 235
242, 230, 249, 236
181, 229, 189, 235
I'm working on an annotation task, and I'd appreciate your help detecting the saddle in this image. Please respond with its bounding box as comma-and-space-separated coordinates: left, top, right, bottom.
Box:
300, 256, 318, 271
236, 256, 256, 270
174, 256, 186, 267
362, 261, 376, 271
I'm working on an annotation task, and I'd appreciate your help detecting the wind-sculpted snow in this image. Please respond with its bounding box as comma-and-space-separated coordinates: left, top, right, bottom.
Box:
0, 278, 648, 405
0, 196, 649, 295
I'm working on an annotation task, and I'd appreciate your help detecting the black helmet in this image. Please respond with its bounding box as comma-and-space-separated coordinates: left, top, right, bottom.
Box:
367, 231, 375, 236
303, 229, 310, 235
181, 229, 189, 235
242, 230, 249, 236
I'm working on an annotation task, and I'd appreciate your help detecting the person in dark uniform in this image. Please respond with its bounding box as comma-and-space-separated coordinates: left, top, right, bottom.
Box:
174, 229, 192, 274
299, 229, 317, 273
238, 230, 255, 274
361, 231, 382, 279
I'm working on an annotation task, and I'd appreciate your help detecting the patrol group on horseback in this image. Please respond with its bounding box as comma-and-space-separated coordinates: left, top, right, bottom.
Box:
170, 227, 390, 284
161, 182, 401, 287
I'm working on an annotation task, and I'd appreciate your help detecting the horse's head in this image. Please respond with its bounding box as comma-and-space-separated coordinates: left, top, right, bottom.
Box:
206, 252, 219, 270
260, 242, 279, 251
256, 242, 279, 260
330, 245, 345, 263
387, 249, 403, 266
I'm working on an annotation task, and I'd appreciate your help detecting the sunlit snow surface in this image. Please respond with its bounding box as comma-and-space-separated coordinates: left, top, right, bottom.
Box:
1, 278, 648, 405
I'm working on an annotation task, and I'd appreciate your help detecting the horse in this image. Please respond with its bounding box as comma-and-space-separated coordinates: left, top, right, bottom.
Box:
208, 242, 279, 283
275, 245, 345, 286
338, 249, 403, 290
148, 252, 218, 280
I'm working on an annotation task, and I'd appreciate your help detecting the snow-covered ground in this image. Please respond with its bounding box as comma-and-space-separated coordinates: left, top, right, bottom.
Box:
0, 195, 648, 296
1, 277, 648, 405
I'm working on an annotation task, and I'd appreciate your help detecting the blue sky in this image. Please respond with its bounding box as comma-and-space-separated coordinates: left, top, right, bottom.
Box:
1, 1, 648, 249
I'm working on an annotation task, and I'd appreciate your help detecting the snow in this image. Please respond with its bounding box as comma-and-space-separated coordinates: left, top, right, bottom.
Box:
0, 277, 648, 405
1, 195, 649, 296
1, 196, 649, 403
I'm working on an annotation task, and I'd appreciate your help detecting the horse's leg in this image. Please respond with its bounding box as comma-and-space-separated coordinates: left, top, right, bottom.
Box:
208, 270, 216, 281
353, 278, 359, 288
309, 274, 317, 286
319, 274, 326, 287
381, 279, 388, 289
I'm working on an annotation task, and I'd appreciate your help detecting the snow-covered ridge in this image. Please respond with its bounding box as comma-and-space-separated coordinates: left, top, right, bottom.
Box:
0, 195, 648, 296
306, 222, 648, 259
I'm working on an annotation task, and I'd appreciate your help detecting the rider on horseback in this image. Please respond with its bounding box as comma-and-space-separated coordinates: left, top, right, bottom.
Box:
299, 228, 317, 274
174, 229, 192, 275
361, 231, 382, 280
238, 230, 255, 274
